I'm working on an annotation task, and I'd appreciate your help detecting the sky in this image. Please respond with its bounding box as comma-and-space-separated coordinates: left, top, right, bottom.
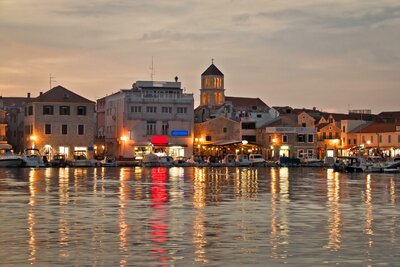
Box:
0, 0, 399, 113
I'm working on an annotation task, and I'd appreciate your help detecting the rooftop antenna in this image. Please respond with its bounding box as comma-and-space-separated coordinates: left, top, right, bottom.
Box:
211, 58, 214, 64
49, 73, 56, 89
150, 56, 155, 81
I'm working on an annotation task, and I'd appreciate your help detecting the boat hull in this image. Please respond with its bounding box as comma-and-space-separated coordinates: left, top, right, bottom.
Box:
0, 158, 23, 167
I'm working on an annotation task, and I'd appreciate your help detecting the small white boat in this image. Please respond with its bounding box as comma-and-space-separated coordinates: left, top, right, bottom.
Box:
101, 156, 118, 167
0, 143, 23, 167
222, 154, 236, 167
235, 154, 252, 167
159, 156, 174, 167
22, 148, 45, 167
173, 156, 193, 167
302, 158, 324, 167
345, 157, 370, 173
69, 150, 95, 167
142, 154, 160, 167
249, 154, 266, 167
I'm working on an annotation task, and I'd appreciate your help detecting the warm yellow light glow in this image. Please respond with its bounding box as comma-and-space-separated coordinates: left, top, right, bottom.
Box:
195, 138, 199, 142
199, 138, 204, 143
272, 138, 277, 143
333, 139, 340, 144
30, 135, 37, 141
281, 145, 289, 150
242, 140, 248, 145
366, 140, 371, 145
120, 136, 127, 142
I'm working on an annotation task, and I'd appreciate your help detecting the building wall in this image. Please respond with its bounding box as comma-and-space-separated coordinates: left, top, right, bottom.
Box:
298, 112, 316, 127
24, 101, 95, 159
194, 116, 241, 144
262, 127, 317, 160
103, 85, 194, 159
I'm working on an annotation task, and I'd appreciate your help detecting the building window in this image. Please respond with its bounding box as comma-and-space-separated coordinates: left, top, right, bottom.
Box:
242, 135, 256, 142
131, 106, 141, 113
62, 124, 68, 135
60, 106, 70, 115
268, 135, 272, 143
206, 135, 212, 141
242, 122, 256, 129
28, 106, 33, 115
146, 121, 156, 135
348, 139, 351, 145
223, 127, 227, 133
78, 125, 84, 135
297, 134, 305, 143
342, 126, 346, 132
298, 149, 304, 158
353, 139, 357, 145
257, 114, 262, 118
323, 132, 326, 139
379, 135, 382, 143
328, 132, 333, 139
162, 107, 172, 113
362, 136, 365, 143
146, 106, 157, 113
302, 123, 306, 127
307, 149, 314, 158
162, 122, 169, 135
77, 106, 87, 115
371, 136, 374, 143
308, 134, 314, 143
43, 105, 54, 115
45, 124, 51, 135
388, 135, 392, 143
177, 107, 187, 114
398, 134, 400, 143
282, 135, 288, 143
329, 118, 333, 123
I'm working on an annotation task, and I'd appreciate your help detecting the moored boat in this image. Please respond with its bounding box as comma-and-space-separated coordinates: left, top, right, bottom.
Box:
0, 143, 23, 167
22, 148, 45, 167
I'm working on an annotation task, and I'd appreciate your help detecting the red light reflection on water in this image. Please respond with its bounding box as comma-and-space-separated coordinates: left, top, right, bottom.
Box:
150, 167, 168, 265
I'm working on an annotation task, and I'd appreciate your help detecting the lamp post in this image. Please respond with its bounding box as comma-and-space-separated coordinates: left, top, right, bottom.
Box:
29, 135, 37, 149
120, 136, 127, 160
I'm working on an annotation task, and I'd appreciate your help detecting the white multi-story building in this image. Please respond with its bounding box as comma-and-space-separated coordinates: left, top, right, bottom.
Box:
103, 79, 194, 159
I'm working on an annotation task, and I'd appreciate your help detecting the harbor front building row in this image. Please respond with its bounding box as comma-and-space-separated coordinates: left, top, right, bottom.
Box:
1, 62, 399, 163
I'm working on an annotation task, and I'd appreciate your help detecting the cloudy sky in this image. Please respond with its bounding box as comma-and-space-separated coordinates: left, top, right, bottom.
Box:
0, 0, 399, 113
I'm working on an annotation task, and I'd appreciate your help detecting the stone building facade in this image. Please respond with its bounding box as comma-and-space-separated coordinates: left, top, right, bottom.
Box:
24, 86, 95, 160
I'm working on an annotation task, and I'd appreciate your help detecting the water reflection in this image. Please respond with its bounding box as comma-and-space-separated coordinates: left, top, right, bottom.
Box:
150, 167, 168, 266
192, 168, 208, 264
2, 167, 400, 266
365, 174, 374, 248
326, 169, 342, 251
59, 168, 70, 258
270, 167, 289, 259
119, 168, 130, 267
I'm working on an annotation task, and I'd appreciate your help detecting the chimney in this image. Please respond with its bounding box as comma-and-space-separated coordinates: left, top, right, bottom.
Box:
40, 92, 43, 96
175, 76, 178, 82
27, 93, 31, 99
313, 107, 316, 111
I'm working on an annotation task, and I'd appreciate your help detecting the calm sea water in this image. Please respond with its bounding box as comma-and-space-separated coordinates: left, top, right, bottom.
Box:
0, 167, 399, 266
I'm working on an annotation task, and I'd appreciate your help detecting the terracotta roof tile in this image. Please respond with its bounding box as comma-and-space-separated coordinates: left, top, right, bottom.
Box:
225, 96, 269, 110
32, 85, 95, 103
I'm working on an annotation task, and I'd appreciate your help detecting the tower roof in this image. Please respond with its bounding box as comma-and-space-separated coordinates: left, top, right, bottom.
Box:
201, 63, 224, 76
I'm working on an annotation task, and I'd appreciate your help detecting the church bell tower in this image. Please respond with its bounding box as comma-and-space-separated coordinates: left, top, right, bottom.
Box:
200, 60, 225, 107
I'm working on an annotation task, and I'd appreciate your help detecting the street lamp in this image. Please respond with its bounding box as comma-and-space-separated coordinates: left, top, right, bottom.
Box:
30, 135, 37, 149
120, 136, 127, 159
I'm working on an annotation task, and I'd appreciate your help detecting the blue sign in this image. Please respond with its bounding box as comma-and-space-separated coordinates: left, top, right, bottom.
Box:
171, 130, 189, 137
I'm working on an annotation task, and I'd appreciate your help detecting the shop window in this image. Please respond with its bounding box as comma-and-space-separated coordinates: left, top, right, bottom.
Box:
282, 135, 288, 143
